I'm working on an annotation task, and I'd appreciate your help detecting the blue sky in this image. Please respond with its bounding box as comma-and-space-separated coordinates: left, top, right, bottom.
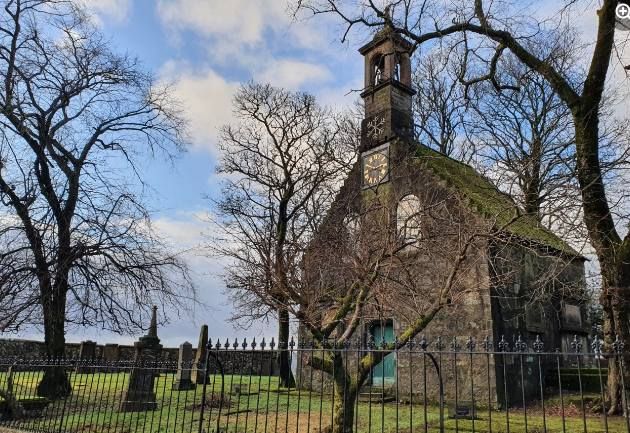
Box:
33, 0, 365, 347
14, 0, 626, 347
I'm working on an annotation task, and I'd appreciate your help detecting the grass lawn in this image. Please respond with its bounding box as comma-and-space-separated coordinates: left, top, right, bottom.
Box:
0, 372, 627, 433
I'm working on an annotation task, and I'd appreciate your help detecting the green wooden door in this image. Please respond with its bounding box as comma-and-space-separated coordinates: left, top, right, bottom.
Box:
371, 322, 395, 386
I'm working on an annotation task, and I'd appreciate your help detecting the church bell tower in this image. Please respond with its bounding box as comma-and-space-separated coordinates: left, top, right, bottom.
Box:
358, 22, 415, 189
359, 23, 415, 152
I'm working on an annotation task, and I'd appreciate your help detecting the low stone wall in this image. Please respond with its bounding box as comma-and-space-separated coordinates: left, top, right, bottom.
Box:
0, 338, 278, 376
0, 338, 179, 362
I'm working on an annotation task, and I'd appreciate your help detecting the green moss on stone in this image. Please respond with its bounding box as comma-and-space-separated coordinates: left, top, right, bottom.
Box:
413, 145, 579, 257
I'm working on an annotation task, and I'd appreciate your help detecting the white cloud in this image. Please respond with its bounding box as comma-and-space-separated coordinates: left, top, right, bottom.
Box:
254, 59, 332, 90
160, 62, 238, 153
81, 0, 131, 23
156, 0, 327, 53
157, 0, 283, 45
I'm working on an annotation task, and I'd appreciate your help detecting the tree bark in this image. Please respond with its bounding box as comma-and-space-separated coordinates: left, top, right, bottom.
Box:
37, 286, 71, 399
574, 113, 630, 414
331, 380, 357, 433
278, 307, 296, 388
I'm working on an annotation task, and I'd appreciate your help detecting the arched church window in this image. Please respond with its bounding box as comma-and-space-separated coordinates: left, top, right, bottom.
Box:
372, 55, 385, 85
397, 194, 422, 244
343, 213, 360, 240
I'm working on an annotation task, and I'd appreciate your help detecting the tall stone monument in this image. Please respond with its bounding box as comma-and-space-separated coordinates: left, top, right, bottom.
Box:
191, 324, 208, 384
172, 341, 195, 390
119, 306, 163, 412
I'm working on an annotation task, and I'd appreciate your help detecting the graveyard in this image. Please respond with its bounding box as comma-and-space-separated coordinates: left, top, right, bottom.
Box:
1, 368, 628, 433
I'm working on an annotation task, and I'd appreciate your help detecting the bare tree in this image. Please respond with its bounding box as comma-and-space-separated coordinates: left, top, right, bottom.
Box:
467, 54, 578, 224
413, 49, 469, 159
0, 0, 193, 398
213, 82, 354, 388
294, 0, 630, 411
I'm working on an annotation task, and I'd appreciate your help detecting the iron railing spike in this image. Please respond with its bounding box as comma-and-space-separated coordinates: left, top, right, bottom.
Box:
591, 335, 603, 355
419, 335, 428, 350
498, 335, 509, 352
571, 334, 582, 353
533, 334, 544, 353
613, 335, 625, 354
435, 336, 444, 351
466, 336, 476, 352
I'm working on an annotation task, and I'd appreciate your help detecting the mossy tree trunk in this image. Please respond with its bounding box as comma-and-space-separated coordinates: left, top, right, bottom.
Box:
574, 110, 630, 414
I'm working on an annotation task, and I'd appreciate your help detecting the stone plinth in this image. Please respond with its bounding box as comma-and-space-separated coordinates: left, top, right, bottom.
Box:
119, 306, 162, 412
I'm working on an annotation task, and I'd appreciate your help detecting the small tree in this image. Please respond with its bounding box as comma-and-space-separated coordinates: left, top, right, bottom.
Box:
0, 0, 193, 398
214, 82, 354, 388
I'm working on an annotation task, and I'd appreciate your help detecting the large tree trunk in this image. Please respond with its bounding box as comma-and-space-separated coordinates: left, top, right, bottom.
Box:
330, 353, 357, 433
331, 381, 357, 433
574, 113, 630, 414
37, 289, 71, 399
277, 307, 296, 388
601, 282, 630, 414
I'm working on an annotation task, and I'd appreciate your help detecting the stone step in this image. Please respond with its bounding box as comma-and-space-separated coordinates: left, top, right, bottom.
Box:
358, 388, 396, 403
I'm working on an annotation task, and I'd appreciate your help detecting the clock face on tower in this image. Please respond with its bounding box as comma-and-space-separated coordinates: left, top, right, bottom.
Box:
362, 144, 389, 187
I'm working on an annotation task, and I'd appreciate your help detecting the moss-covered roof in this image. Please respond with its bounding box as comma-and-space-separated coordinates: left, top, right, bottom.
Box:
413, 144, 581, 257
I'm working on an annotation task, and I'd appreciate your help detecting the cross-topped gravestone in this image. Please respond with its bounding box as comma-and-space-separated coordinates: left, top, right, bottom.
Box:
191, 324, 208, 384
119, 306, 163, 412
172, 341, 195, 390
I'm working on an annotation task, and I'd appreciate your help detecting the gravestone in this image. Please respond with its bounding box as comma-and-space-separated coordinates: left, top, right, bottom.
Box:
103, 344, 120, 362
76, 340, 97, 373
102, 343, 120, 372
191, 324, 208, 384
79, 340, 97, 359
119, 306, 163, 412
172, 341, 195, 390
448, 401, 477, 419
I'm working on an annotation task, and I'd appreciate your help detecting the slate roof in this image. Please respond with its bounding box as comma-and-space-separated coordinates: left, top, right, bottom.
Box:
413, 144, 581, 258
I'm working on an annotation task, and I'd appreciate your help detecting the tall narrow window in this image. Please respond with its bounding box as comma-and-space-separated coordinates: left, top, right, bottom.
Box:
343, 213, 360, 240
397, 194, 422, 244
372, 55, 385, 85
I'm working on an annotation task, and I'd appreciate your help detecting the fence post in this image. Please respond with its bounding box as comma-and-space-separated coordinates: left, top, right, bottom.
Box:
197, 339, 212, 433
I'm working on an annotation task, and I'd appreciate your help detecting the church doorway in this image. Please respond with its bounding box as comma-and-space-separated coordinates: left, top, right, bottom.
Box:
370, 320, 396, 386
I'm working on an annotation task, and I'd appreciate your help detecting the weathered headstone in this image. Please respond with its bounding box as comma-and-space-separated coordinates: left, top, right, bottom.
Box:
172, 341, 195, 390
119, 306, 163, 412
76, 340, 97, 373
79, 340, 97, 359
191, 324, 208, 384
103, 344, 120, 362
102, 343, 120, 372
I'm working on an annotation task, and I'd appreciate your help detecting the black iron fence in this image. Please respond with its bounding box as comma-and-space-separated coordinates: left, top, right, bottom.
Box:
0, 335, 628, 433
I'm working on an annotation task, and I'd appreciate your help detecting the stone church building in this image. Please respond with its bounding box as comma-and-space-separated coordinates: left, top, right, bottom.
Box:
298, 25, 590, 405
